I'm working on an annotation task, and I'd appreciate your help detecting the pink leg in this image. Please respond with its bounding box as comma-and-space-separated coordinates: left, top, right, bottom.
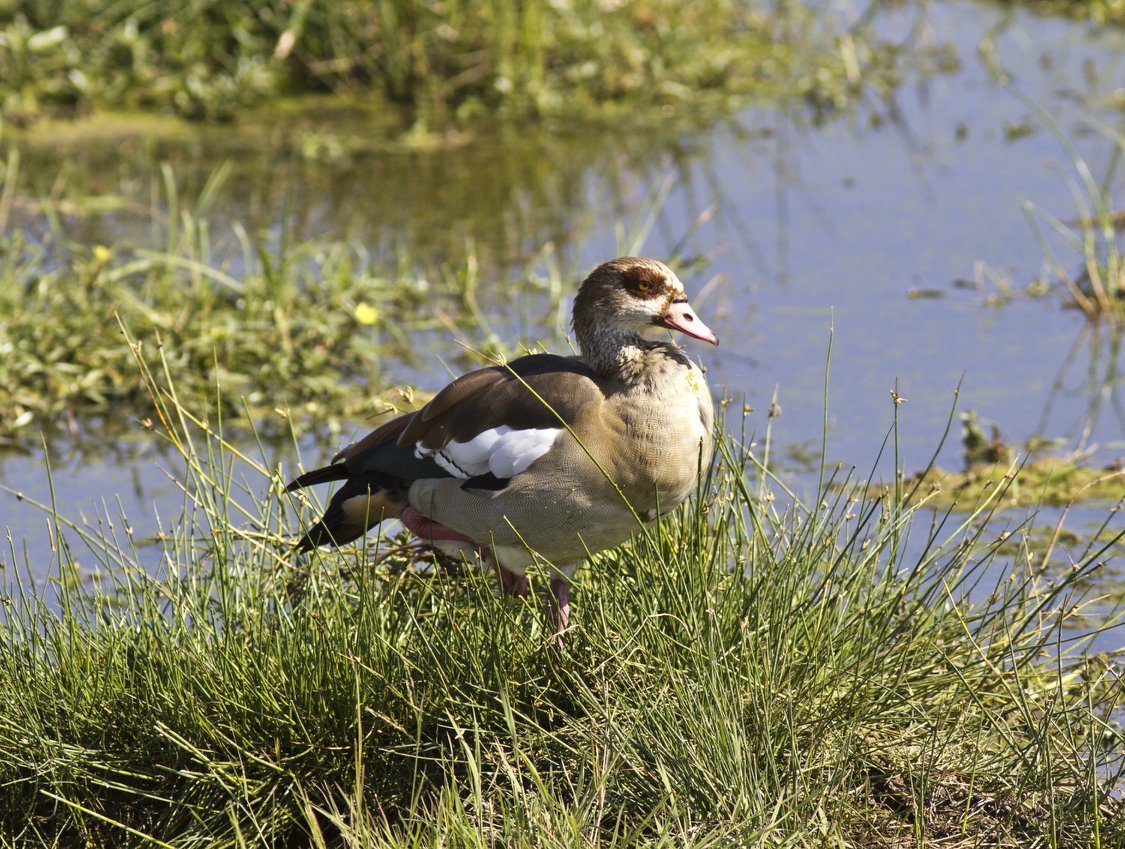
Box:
548, 577, 570, 638
401, 505, 474, 543
498, 564, 529, 597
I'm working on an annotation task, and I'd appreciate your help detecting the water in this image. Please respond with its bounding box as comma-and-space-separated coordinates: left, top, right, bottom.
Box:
1, 1, 1122, 647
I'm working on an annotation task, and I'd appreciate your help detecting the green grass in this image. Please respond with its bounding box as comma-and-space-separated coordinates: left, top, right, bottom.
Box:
0, 144, 719, 451
1021, 111, 1125, 320
1, 344, 1121, 847
971, 107, 1123, 318
0, 150, 564, 449
902, 455, 1125, 509
0, 0, 921, 126
889, 410, 1125, 510
992, 0, 1125, 26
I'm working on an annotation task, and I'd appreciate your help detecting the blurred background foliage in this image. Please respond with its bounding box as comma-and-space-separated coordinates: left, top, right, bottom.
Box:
0, 0, 940, 126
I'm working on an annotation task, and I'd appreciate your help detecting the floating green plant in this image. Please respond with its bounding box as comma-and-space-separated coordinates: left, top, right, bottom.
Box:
903, 455, 1124, 509
893, 411, 1125, 510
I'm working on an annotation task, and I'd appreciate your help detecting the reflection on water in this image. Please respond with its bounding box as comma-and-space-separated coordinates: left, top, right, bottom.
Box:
1037, 323, 1124, 453
7, 103, 730, 276
1, 1, 1122, 649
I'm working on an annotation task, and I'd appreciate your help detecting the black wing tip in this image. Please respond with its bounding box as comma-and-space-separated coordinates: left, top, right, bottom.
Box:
293, 523, 378, 552
291, 523, 338, 552
292, 536, 317, 553
285, 464, 349, 492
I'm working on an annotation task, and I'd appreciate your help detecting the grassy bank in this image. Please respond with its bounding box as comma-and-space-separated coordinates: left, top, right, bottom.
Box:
0, 151, 556, 450
0, 353, 1121, 846
0, 0, 919, 126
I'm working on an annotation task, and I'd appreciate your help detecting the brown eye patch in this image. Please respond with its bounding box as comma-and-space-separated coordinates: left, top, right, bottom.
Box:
621, 267, 667, 299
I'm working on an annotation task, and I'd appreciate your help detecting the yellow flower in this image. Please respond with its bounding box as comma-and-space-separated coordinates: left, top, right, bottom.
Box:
93, 245, 112, 264
354, 302, 379, 325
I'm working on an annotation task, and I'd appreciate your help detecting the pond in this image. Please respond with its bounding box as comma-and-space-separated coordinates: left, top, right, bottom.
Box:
1, 1, 1122, 648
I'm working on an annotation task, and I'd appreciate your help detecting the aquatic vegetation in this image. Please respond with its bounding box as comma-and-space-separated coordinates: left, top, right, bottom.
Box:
893, 410, 1125, 509
0, 125, 744, 452
0, 152, 589, 449
1022, 115, 1125, 319
902, 454, 1125, 508
0, 360, 1120, 845
992, 0, 1125, 26
0, 0, 924, 126
0, 218, 436, 448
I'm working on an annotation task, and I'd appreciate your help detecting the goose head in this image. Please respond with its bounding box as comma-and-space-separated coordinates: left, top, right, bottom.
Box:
572, 257, 718, 366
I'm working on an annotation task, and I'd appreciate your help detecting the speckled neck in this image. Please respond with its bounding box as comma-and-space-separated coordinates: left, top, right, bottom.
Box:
574, 322, 651, 379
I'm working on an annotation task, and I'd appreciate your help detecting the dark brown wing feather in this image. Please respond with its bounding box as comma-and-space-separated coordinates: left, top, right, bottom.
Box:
333, 411, 414, 464
399, 353, 603, 451
287, 352, 604, 550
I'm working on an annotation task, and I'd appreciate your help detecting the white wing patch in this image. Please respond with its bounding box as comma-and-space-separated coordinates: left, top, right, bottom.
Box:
414, 425, 562, 480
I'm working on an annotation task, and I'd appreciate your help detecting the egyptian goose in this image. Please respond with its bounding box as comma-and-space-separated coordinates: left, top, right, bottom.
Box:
286, 257, 717, 636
